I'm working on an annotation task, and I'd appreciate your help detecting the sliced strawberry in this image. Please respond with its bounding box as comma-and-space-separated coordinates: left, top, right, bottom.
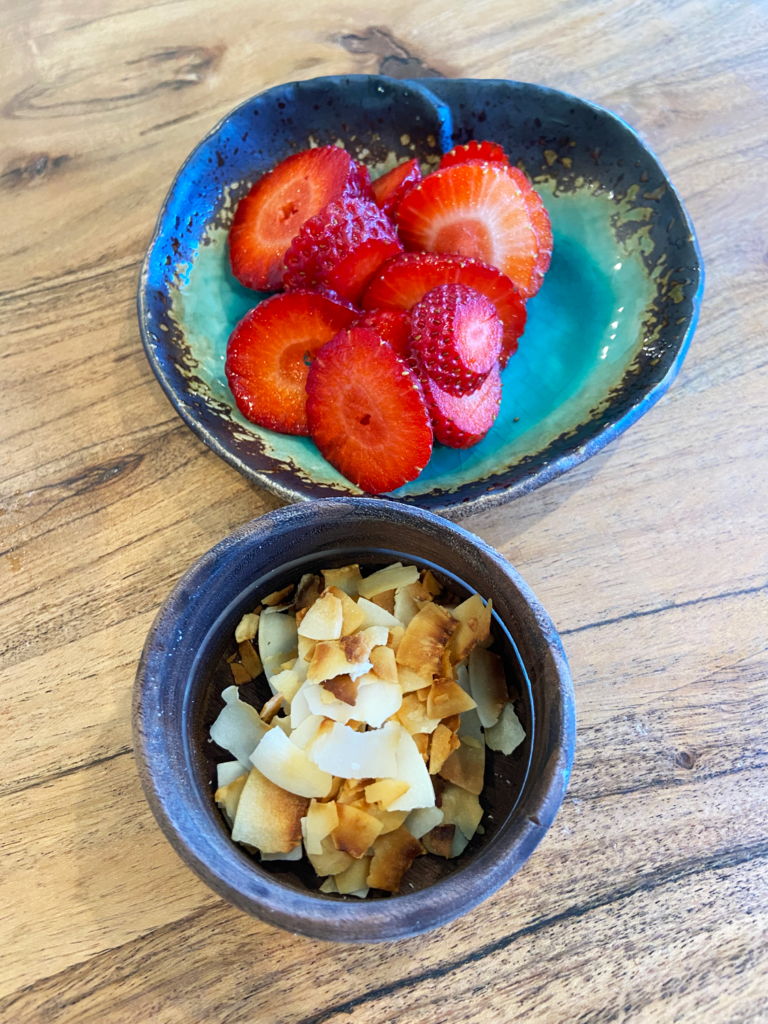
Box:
283, 195, 403, 305
229, 147, 365, 291
362, 252, 526, 367
501, 165, 553, 293
409, 284, 502, 396
353, 309, 412, 358
306, 328, 433, 493
225, 291, 358, 435
395, 161, 543, 299
371, 158, 422, 217
439, 141, 509, 169
352, 160, 374, 199
419, 364, 502, 449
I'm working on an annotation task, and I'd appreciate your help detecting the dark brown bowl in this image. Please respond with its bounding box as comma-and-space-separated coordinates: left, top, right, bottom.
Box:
133, 499, 575, 942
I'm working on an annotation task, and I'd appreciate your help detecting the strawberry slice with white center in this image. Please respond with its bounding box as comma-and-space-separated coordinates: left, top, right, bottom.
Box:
362, 252, 526, 367
225, 291, 358, 435
409, 284, 502, 396
395, 161, 542, 298
228, 146, 368, 291
306, 328, 433, 494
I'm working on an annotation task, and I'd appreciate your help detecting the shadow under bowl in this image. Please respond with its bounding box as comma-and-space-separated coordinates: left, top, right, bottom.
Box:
133, 498, 575, 942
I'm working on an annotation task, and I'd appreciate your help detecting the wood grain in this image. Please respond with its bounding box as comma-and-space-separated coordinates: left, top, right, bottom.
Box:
1, 0, 767, 1019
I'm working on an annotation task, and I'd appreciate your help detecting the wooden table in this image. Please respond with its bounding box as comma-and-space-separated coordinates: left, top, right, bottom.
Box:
2, 0, 767, 1020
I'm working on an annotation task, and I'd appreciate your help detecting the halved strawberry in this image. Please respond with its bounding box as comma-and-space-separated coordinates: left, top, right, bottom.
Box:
395, 161, 543, 299
353, 309, 412, 358
419, 364, 502, 449
439, 141, 509, 169
225, 291, 358, 435
283, 195, 403, 305
362, 252, 526, 366
229, 147, 366, 291
371, 158, 422, 217
409, 284, 502, 396
306, 328, 433, 493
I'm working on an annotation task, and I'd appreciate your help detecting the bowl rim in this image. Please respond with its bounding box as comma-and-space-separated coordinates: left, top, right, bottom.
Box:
137, 73, 704, 520
132, 498, 576, 942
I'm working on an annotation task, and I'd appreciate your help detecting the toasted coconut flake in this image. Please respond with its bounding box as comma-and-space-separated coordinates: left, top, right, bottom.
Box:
364, 805, 409, 834
290, 714, 325, 750
295, 607, 308, 628
305, 798, 340, 855
422, 824, 456, 858
365, 779, 411, 809
250, 725, 333, 798
448, 594, 492, 664
405, 805, 444, 839
319, 776, 344, 802
388, 726, 436, 811
398, 665, 428, 694
360, 626, 387, 649
260, 844, 302, 861
451, 829, 470, 857
369, 645, 399, 684
272, 715, 291, 735
335, 855, 372, 895
214, 774, 248, 828
295, 573, 322, 610
270, 669, 302, 706
309, 720, 400, 779
262, 584, 294, 607
441, 781, 483, 840
426, 676, 477, 720
387, 625, 405, 653
235, 612, 260, 644
324, 585, 366, 635
217, 760, 246, 789
421, 570, 443, 597
297, 592, 343, 641
210, 686, 270, 767
356, 596, 403, 630
319, 876, 339, 893
290, 679, 314, 729
260, 692, 284, 723
308, 639, 372, 685
298, 635, 316, 663
232, 767, 308, 852
366, 826, 424, 892
322, 564, 363, 597
395, 693, 441, 735
259, 609, 298, 682
396, 602, 457, 679
306, 684, 357, 724
439, 737, 485, 795
370, 589, 396, 614
358, 563, 419, 599
354, 679, 403, 728
229, 661, 251, 685
485, 702, 526, 754
321, 673, 360, 706
332, 803, 384, 858
413, 732, 430, 762
394, 580, 432, 627
456, 706, 483, 743
336, 777, 370, 805
305, 828, 354, 876
443, 714, 461, 733
416, 685, 432, 701
469, 647, 508, 728
429, 723, 461, 775
440, 650, 454, 679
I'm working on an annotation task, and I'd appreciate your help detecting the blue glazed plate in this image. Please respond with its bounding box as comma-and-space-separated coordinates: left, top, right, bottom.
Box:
139, 75, 703, 518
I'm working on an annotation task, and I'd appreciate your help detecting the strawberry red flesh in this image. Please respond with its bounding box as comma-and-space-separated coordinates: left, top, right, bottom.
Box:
353, 309, 412, 358
439, 141, 509, 169
395, 161, 542, 299
501, 165, 553, 295
225, 291, 357, 435
306, 328, 433, 493
371, 158, 422, 217
409, 283, 502, 396
419, 364, 502, 449
283, 195, 403, 305
362, 252, 526, 367
228, 146, 365, 291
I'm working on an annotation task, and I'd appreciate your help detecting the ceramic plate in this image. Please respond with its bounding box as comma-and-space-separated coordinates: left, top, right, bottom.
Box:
139, 75, 703, 518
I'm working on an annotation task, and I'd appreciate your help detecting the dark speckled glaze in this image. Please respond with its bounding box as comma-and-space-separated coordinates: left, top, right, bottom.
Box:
132, 499, 575, 942
139, 75, 703, 518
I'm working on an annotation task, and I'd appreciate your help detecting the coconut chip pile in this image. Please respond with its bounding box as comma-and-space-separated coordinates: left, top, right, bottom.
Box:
211, 562, 526, 897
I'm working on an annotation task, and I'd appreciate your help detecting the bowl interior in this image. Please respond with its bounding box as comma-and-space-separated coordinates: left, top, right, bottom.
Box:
190, 549, 534, 898
140, 75, 702, 516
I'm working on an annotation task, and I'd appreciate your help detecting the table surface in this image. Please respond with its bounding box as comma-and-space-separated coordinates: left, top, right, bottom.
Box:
2, 0, 767, 1020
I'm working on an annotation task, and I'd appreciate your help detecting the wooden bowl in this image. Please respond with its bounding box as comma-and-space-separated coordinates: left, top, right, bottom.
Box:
133, 499, 575, 942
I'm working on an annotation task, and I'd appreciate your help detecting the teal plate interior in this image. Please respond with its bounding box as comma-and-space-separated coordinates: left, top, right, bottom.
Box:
139, 75, 703, 518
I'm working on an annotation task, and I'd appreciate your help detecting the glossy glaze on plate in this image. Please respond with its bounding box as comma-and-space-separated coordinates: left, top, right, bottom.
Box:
139, 75, 703, 518
132, 499, 575, 942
